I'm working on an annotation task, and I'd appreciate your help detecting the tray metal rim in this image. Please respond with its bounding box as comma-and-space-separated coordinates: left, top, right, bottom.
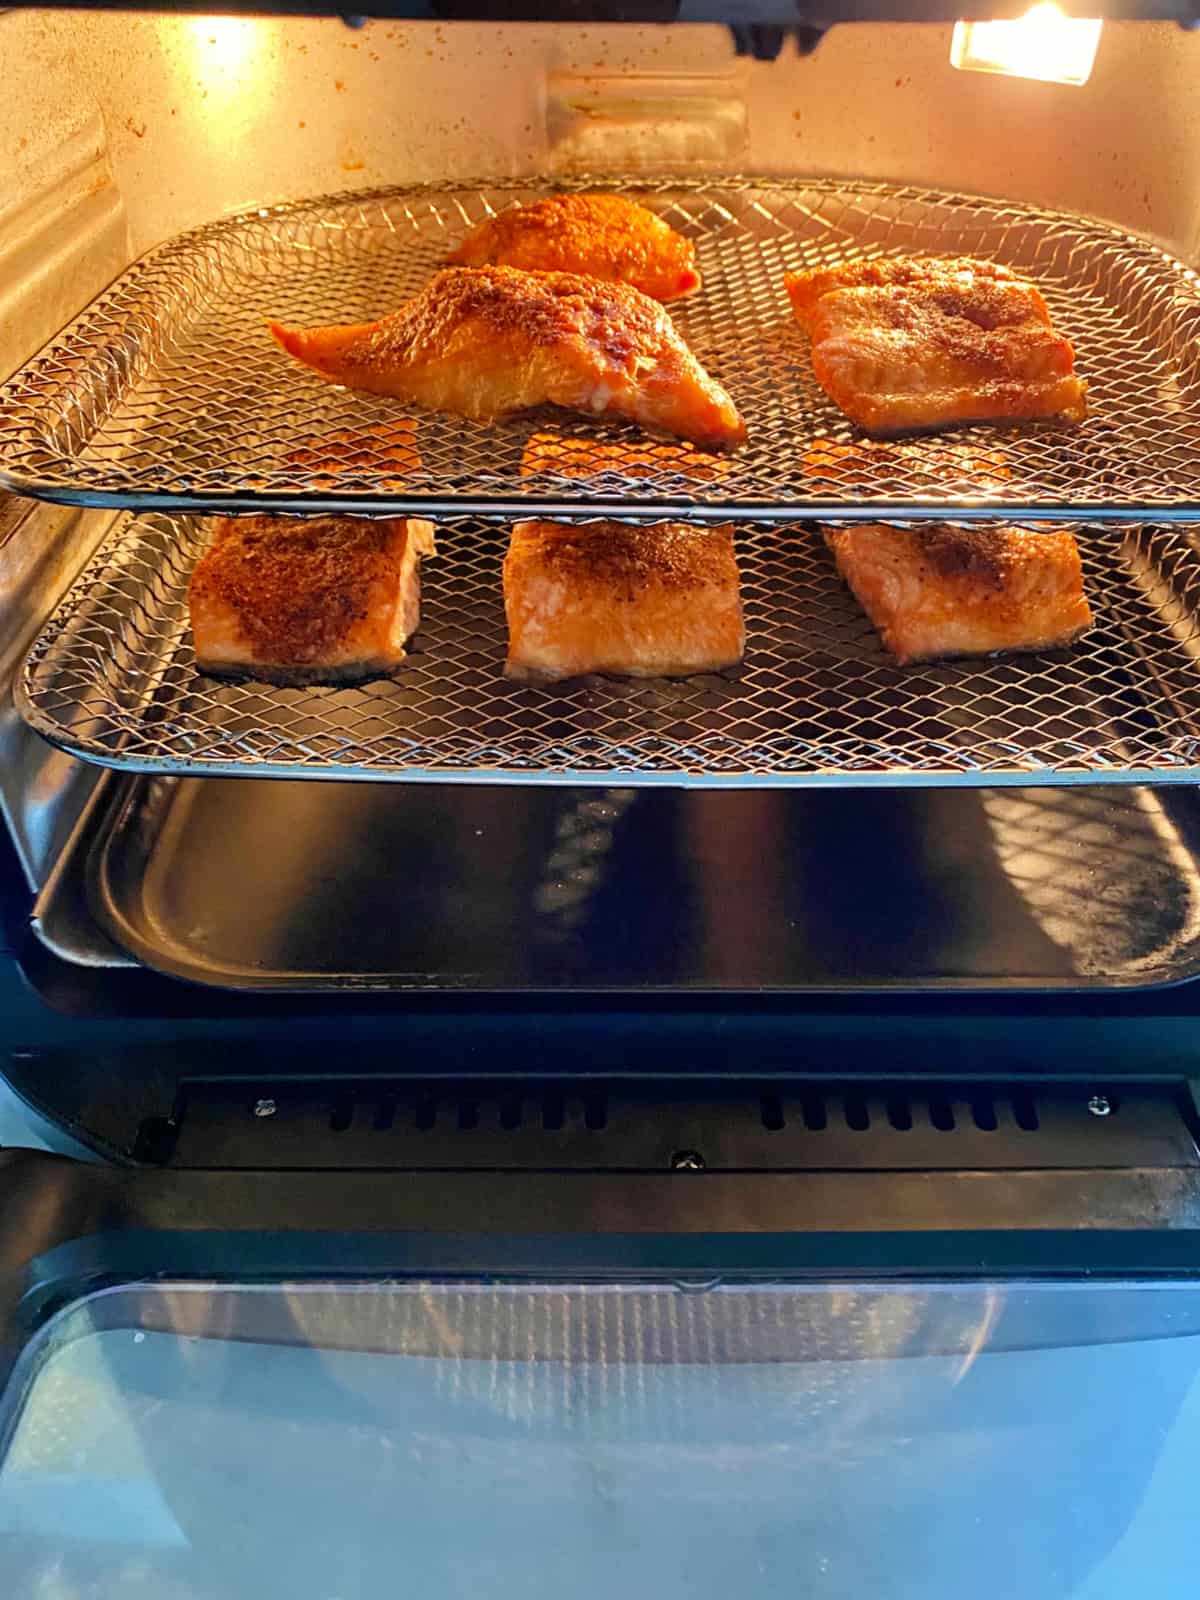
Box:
20, 701, 1200, 790
6, 480, 1200, 525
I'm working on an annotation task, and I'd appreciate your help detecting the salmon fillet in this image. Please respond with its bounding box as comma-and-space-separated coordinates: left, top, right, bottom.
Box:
824, 522, 1092, 664
189, 514, 436, 685
785, 256, 1087, 435
446, 194, 701, 303
270, 266, 744, 451
504, 519, 744, 681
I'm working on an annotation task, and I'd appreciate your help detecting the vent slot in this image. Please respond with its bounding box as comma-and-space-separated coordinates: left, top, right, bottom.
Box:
971, 1096, 998, 1133
761, 1094, 785, 1132
802, 1095, 828, 1132
844, 1094, 870, 1132
1013, 1092, 1040, 1132
330, 1095, 354, 1133
500, 1096, 523, 1131
886, 1095, 913, 1132
542, 1091, 565, 1132
457, 1100, 480, 1132
583, 1094, 608, 1132
929, 1096, 956, 1133
414, 1098, 437, 1132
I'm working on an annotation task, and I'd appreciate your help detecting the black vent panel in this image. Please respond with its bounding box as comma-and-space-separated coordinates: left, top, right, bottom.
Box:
164, 1081, 1194, 1172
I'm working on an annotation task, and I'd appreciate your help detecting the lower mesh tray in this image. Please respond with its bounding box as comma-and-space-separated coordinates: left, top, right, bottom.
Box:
18, 511, 1200, 785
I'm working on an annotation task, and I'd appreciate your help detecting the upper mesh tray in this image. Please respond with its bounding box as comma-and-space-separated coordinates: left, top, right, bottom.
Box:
3, 177, 1200, 521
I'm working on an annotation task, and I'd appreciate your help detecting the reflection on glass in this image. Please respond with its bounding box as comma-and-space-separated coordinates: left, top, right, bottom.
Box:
1, 1280, 1198, 1597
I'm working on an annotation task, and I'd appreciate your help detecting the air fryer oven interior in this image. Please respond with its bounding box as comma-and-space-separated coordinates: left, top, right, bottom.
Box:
3, 23, 1200, 1584
5, 11, 1200, 1001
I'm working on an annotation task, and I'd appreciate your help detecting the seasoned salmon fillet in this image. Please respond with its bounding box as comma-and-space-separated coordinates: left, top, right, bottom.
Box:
824, 522, 1092, 664
504, 519, 744, 681
446, 194, 701, 303
785, 256, 1087, 435
270, 266, 744, 451
189, 514, 435, 685
786, 257, 1032, 330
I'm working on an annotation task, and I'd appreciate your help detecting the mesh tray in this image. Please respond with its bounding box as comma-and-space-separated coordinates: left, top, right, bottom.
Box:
17, 510, 1200, 785
3, 177, 1200, 521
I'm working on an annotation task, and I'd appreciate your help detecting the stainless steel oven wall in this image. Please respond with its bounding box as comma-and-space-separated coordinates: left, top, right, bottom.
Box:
3, 12, 1200, 269
0, 500, 118, 891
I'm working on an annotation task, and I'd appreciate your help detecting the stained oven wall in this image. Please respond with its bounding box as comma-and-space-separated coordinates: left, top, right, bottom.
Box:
3, 13, 1200, 317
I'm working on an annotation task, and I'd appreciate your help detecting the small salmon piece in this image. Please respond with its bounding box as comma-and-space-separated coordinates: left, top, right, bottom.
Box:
190, 514, 435, 685
785, 256, 1086, 436
269, 266, 745, 451
824, 522, 1092, 664
446, 194, 701, 303
284, 420, 421, 487
520, 431, 732, 484
504, 519, 744, 681
799, 435, 1012, 490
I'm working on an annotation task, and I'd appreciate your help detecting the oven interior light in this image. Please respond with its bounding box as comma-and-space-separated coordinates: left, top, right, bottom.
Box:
951, 4, 1102, 86
184, 16, 263, 80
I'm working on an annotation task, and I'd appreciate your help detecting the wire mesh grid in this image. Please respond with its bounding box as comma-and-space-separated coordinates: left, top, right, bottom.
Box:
18, 509, 1200, 785
4, 176, 1200, 520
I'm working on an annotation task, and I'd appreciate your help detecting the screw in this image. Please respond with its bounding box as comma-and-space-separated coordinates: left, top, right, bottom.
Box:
253, 1097, 277, 1119
1087, 1094, 1112, 1118
670, 1150, 706, 1171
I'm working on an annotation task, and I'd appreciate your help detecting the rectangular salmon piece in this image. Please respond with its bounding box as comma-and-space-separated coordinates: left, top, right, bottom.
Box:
504, 519, 744, 681
786, 256, 1087, 435
190, 514, 435, 685
824, 522, 1093, 664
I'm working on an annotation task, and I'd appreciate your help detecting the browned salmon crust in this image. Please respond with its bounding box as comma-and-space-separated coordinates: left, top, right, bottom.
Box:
504, 519, 744, 681
786, 256, 1086, 435
824, 522, 1092, 663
